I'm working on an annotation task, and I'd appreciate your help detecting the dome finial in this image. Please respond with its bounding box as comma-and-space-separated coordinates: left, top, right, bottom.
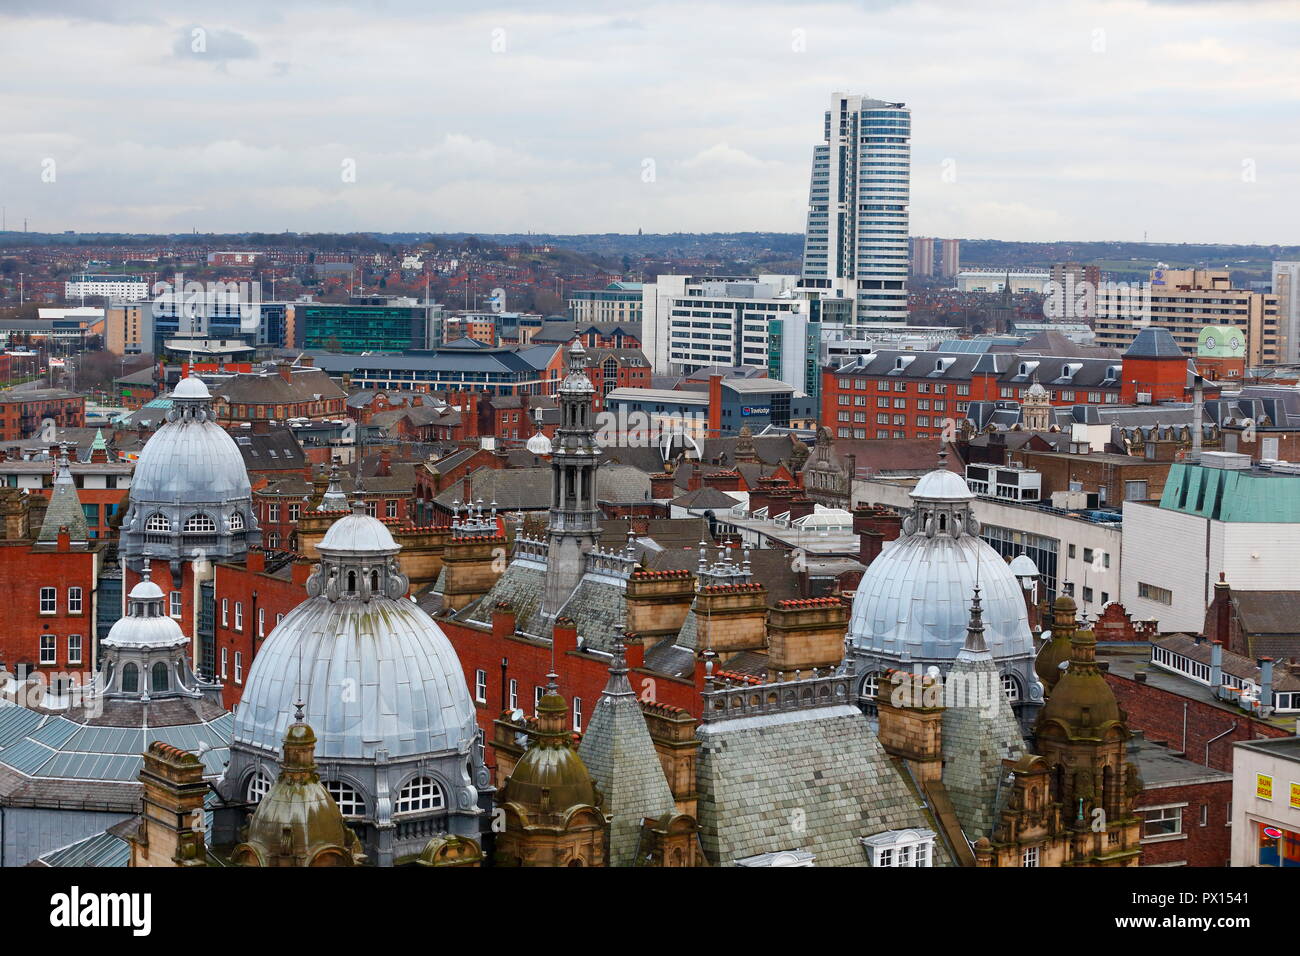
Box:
350, 499, 365, 517
141, 558, 152, 583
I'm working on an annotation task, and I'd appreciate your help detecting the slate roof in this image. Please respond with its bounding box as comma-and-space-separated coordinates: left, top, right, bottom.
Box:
1153, 634, 1300, 691
461, 561, 549, 638
695, 704, 950, 867
1124, 327, 1186, 359
576, 653, 677, 866
213, 367, 346, 405
940, 654, 1026, 840
434, 464, 651, 510
37, 463, 89, 542
232, 428, 307, 474
558, 576, 628, 652
671, 487, 742, 510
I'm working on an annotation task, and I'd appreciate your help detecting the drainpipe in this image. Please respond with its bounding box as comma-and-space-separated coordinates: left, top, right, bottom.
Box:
1205, 721, 1238, 768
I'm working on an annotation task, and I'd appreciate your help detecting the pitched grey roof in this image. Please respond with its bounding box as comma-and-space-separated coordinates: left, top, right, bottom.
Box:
576, 648, 677, 866
695, 704, 950, 867
460, 561, 549, 638
1124, 327, 1186, 359
940, 652, 1026, 840
558, 576, 627, 652
38, 460, 89, 543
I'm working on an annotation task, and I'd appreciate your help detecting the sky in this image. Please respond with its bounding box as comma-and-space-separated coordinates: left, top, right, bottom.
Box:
1, 0, 1297, 243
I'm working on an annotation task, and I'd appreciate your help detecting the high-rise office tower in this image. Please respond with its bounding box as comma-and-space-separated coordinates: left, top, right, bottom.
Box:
800, 93, 911, 327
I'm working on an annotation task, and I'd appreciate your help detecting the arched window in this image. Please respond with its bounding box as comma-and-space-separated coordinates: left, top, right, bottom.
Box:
347, 570, 357, 593
145, 513, 171, 532
860, 671, 879, 701
395, 777, 445, 814
183, 513, 216, 533
151, 661, 169, 692
370, 569, 380, 592
121, 662, 139, 693
228, 511, 245, 531
1002, 673, 1021, 702
326, 780, 366, 817
245, 771, 272, 804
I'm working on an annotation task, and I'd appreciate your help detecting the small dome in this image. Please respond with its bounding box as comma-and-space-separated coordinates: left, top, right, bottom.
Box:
172, 376, 211, 399
526, 430, 553, 456
1008, 553, 1039, 578
1025, 381, 1048, 400
911, 467, 976, 502
1038, 629, 1122, 734
318, 503, 399, 554
129, 578, 166, 602
103, 604, 186, 648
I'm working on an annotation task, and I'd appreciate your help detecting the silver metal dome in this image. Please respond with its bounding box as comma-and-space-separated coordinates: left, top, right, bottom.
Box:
120, 375, 258, 566
848, 533, 1036, 661
233, 504, 476, 761
232, 595, 478, 761
525, 429, 553, 456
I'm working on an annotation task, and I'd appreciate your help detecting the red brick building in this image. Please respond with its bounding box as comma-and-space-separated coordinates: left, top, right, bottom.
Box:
0, 388, 85, 442
211, 550, 313, 709
1130, 733, 1234, 868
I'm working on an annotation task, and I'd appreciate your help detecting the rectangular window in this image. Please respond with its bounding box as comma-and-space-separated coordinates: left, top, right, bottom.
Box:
221, 598, 229, 626
475, 669, 488, 704
1138, 582, 1173, 605
365, 501, 377, 517
235, 651, 243, 684
40, 634, 56, 665
573, 696, 583, 732
170, 591, 182, 618
234, 602, 244, 631
67, 634, 82, 665
40, 587, 56, 614
258, 607, 265, 637
534, 685, 544, 715
68, 587, 83, 613
386, 500, 398, 519
1142, 806, 1183, 839
1022, 846, 1040, 867
221, 647, 228, 678
268, 503, 280, 522
509, 678, 518, 711
289, 503, 301, 522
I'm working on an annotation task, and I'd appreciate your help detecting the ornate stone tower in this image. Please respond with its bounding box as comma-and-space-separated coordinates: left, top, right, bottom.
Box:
495, 676, 609, 867
542, 337, 601, 619
1020, 377, 1052, 431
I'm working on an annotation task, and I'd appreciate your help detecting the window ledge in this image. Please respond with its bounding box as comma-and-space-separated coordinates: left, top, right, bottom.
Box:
1141, 833, 1187, 844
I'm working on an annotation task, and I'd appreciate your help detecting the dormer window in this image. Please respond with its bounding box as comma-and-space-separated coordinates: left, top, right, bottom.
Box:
862, 829, 937, 867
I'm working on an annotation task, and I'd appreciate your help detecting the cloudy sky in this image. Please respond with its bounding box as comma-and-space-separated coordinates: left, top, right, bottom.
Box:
1, 0, 1296, 242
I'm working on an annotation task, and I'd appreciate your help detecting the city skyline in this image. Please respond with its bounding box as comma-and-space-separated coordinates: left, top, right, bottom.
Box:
0, 0, 1296, 243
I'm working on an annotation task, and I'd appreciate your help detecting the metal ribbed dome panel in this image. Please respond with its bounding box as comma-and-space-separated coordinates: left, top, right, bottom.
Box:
848, 533, 1034, 661
130, 417, 252, 505
232, 596, 478, 761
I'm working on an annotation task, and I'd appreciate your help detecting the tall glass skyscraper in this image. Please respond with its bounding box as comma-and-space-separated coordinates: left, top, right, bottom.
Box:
800, 93, 911, 328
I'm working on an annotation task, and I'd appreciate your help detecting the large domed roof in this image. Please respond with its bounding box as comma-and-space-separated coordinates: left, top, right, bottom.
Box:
102, 603, 187, 648
232, 589, 477, 761
129, 377, 251, 506
849, 533, 1035, 661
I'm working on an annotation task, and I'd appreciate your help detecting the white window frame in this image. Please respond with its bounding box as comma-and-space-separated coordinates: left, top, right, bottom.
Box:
170, 590, 182, 618
1141, 804, 1186, 842
40, 633, 56, 665
573, 696, 583, 732
509, 678, 518, 711
1022, 845, 1040, 867
257, 607, 265, 637
395, 777, 445, 815
39, 587, 57, 615
474, 669, 487, 704
234, 651, 243, 684
67, 634, 82, 665
221, 647, 228, 678
221, 598, 228, 626
246, 771, 272, 804
67, 587, 83, 614
862, 829, 936, 868
326, 780, 366, 817
234, 602, 243, 631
